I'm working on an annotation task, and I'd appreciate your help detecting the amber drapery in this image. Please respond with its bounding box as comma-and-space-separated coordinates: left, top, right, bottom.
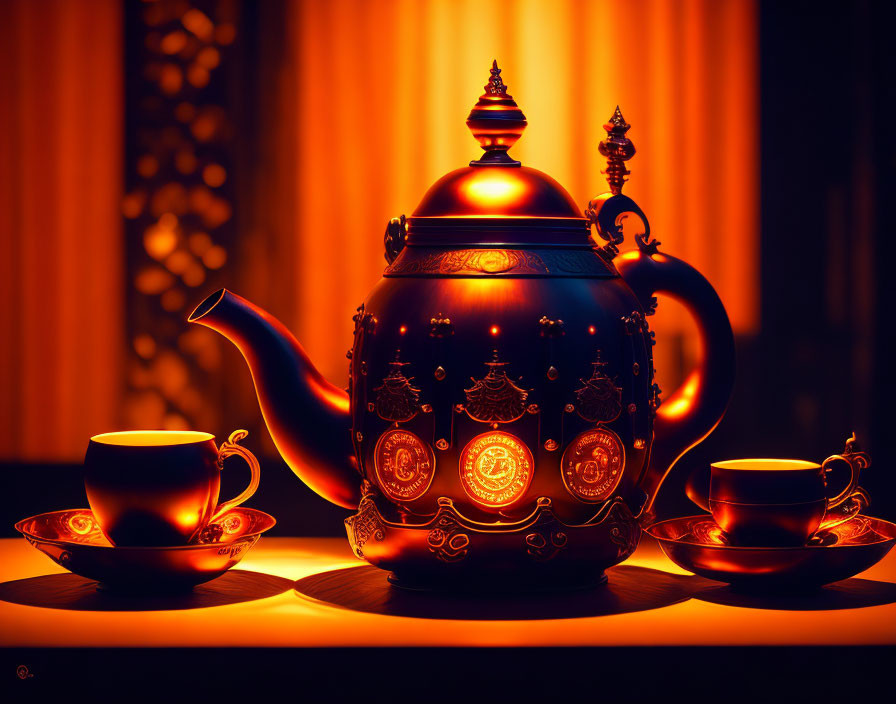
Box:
253, 0, 758, 392
0, 0, 123, 460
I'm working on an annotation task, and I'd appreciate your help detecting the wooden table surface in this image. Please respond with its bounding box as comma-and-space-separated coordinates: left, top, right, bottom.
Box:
2, 535, 895, 648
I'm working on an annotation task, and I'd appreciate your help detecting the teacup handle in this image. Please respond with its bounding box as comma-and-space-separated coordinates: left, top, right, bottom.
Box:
209, 430, 261, 522
822, 436, 870, 510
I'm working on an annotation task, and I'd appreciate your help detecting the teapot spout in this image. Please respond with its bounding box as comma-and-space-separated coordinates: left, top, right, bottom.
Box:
189, 289, 360, 508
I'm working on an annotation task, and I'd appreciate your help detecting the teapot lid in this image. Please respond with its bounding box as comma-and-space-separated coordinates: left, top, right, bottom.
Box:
385, 66, 650, 278
409, 62, 587, 235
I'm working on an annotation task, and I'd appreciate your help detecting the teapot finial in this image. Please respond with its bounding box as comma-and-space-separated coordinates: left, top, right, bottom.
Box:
485, 59, 507, 94
467, 60, 527, 166
599, 106, 636, 195
586, 106, 655, 260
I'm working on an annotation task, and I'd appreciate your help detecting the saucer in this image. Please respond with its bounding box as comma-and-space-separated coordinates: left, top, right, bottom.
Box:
646, 514, 896, 588
15, 507, 276, 591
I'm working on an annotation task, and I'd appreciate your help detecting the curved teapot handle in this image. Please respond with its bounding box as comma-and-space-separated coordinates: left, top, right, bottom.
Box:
616, 244, 736, 518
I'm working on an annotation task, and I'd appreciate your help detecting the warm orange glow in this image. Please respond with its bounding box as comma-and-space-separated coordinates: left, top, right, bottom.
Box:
144, 221, 179, 260
202, 245, 227, 269
399, 325, 407, 335
490, 325, 500, 336
450, 279, 528, 315
588, 325, 596, 335
657, 370, 701, 420
198, 46, 221, 70
5, 536, 896, 648
463, 174, 524, 206
202, 163, 226, 187
182, 8, 215, 41
90, 430, 215, 447
175, 510, 202, 530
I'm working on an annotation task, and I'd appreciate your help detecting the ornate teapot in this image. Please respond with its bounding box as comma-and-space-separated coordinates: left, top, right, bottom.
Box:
189, 63, 735, 589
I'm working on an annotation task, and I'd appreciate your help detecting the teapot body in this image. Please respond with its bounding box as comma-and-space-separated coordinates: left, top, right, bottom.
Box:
351, 268, 655, 529
191, 67, 735, 589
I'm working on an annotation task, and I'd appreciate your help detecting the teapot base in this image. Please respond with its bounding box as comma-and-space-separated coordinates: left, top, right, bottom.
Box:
345, 488, 640, 592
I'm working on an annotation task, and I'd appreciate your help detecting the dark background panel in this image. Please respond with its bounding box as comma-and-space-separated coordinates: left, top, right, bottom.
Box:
3, 646, 895, 700
655, 0, 895, 521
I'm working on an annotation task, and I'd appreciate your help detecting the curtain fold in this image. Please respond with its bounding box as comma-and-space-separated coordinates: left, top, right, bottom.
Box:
0, 0, 123, 460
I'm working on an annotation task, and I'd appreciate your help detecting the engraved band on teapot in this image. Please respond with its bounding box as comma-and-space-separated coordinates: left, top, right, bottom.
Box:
384, 247, 616, 277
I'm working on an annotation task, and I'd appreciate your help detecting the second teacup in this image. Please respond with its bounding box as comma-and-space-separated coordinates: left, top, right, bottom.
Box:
84, 429, 260, 546
709, 451, 866, 546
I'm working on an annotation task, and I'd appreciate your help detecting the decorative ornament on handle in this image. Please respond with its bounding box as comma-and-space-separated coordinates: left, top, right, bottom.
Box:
585, 107, 654, 262
209, 429, 261, 523
822, 432, 871, 511
587, 108, 737, 521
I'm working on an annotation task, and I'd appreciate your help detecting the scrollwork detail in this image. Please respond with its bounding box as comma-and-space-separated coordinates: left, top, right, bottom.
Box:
525, 529, 568, 562
345, 482, 386, 559
427, 500, 471, 562
607, 500, 639, 559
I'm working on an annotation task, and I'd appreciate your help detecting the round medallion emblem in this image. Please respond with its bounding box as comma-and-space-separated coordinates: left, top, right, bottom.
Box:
478, 250, 512, 273
459, 432, 533, 508
561, 428, 626, 503
374, 429, 435, 502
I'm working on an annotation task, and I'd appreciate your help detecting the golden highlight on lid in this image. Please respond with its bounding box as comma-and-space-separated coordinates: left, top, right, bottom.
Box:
412, 166, 583, 218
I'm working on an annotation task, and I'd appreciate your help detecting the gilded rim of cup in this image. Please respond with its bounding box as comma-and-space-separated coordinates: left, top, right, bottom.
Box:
711, 459, 821, 471
89, 430, 215, 447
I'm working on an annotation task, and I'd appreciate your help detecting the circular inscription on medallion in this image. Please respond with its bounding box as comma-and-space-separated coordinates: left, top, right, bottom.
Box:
374, 429, 435, 502
460, 432, 534, 508
561, 428, 626, 503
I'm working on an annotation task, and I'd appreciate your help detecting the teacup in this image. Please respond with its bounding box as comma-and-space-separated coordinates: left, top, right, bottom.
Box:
84, 429, 260, 546
709, 449, 867, 546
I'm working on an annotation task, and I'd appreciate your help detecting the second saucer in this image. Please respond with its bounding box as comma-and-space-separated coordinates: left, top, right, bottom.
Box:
646, 514, 896, 589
